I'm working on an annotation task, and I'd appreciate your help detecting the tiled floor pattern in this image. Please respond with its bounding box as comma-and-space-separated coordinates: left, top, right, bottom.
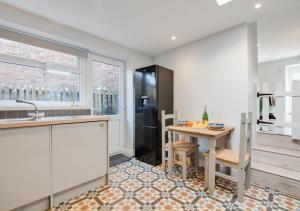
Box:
53, 159, 300, 211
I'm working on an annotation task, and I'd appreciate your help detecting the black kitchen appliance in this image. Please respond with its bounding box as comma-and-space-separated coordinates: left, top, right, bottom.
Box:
134, 65, 173, 165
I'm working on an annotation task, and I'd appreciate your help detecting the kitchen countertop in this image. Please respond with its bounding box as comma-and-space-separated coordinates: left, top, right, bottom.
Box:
0, 115, 110, 129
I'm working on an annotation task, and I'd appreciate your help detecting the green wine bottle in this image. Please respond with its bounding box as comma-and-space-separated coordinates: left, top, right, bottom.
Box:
202, 106, 209, 125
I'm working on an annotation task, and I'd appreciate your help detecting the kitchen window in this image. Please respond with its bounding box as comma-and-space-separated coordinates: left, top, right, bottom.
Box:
285, 63, 300, 92
284, 64, 300, 123
0, 27, 88, 108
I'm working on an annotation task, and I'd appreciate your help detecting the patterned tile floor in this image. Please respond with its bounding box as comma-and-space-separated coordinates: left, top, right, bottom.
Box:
53, 159, 300, 211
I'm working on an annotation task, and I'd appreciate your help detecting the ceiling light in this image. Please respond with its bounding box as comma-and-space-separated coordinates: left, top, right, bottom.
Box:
216, 0, 233, 6
255, 3, 262, 9
171, 36, 176, 40
257, 43, 261, 47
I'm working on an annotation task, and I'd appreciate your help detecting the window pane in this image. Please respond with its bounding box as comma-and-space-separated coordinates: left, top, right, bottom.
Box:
286, 64, 300, 92
0, 38, 78, 67
0, 61, 80, 102
92, 61, 119, 115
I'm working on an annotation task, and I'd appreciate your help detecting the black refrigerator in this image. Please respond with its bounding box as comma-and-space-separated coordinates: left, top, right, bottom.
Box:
134, 65, 173, 165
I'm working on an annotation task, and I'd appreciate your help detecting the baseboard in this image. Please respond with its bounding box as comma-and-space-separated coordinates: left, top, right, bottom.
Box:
109, 146, 134, 157
12, 176, 107, 211
109, 147, 123, 155
12, 197, 50, 211
53, 176, 106, 207
120, 146, 134, 157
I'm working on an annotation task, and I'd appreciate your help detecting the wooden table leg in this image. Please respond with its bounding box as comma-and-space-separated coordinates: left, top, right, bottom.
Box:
204, 153, 209, 188
208, 137, 216, 196
245, 160, 251, 190
194, 149, 199, 174
225, 132, 232, 175
168, 130, 174, 175
182, 152, 187, 180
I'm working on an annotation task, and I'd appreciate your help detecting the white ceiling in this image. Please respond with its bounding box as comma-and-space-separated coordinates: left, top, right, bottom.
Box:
0, 0, 300, 62
257, 7, 300, 63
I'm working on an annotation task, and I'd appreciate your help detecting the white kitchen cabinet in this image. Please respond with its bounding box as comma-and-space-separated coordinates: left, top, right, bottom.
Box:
52, 121, 108, 193
0, 126, 51, 211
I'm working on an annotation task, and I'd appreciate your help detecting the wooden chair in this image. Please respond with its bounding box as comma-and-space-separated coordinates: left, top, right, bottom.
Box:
161, 110, 200, 180
204, 112, 252, 202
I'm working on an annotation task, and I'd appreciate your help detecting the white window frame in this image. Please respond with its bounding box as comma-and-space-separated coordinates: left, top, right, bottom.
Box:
285, 63, 300, 92
0, 52, 88, 110
283, 63, 300, 125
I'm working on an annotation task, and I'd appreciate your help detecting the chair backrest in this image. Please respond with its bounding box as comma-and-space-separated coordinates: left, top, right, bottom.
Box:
239, 112, 253, 167
161, 110, 177, 146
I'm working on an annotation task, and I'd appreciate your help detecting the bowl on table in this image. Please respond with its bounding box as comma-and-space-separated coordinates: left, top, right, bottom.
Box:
177, 120, 188, 126
207, 122, 225, 130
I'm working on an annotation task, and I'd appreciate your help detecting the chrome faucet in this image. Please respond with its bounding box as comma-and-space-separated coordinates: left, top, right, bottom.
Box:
16, 99, 43, 119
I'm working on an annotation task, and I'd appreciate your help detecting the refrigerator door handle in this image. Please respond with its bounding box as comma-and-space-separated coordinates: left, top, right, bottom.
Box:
143, 126, 157, 129
135, 125, 157, 129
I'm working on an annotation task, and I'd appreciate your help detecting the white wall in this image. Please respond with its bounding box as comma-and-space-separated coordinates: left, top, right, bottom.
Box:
154, 24, 258, 151
0, 3, 153, 155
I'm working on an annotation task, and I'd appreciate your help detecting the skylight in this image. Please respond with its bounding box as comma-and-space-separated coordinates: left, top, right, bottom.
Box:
216, 0, 233, 6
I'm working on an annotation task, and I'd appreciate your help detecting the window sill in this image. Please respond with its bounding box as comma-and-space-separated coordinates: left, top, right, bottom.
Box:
95, 114, 121, 120
0, 105, 91, 111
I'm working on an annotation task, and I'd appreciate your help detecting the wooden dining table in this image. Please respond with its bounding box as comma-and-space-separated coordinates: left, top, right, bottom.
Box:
166, 124, 234, 195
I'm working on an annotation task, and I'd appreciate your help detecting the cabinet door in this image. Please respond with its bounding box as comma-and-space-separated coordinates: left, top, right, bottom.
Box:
0, 126, 51, 211
52, 121, 107, 193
